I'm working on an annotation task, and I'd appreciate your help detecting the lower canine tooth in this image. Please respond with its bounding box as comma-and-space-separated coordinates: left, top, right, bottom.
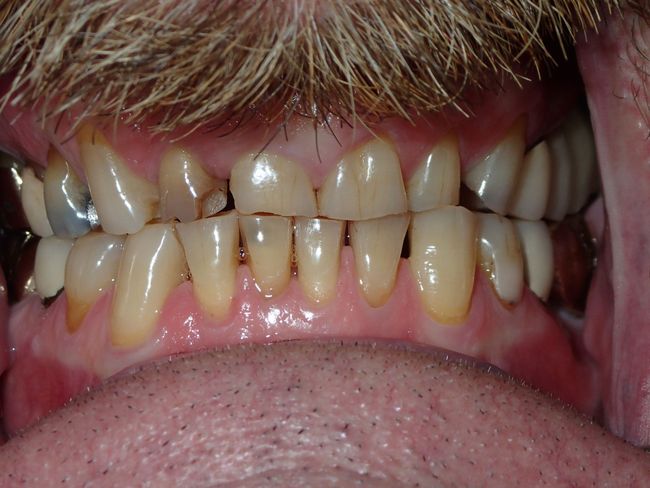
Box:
512, 220, 554, 301
240, 215, 292, 297
65, 232, 124, 332
545, 131, 573, 222
294, 217, 344, 305
508, 141, 551, 221
111, 223, 187, 348
409, 206, 477, 324
78, 125, 159, 235
34, 236, 74, 299
349, 214, 409, 307
176, 212, 239, 320
21, 168, 53, 237
476, 213, 524, 305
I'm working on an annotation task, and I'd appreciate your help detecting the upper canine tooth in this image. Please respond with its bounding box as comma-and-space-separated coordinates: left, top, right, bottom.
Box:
545, 131, 573, 221
230, 153, 317, 217
294, 217, 344, 305
462, 118, 526, 215
507, 141, 551, 221
407, 135, 460, 212
20, 167, 53, 237
34, 236, 74, 299
476, 213, 524, 305
409, 206, 477, 324
176, 212, 239, 320
512, 220, 553, 301
317, 138, 407, 220
43, 149, 93, 238
240, 215, 292, 297
349, 214, 409, 307
111, 223, 187, 348
65, 232, 124, 332
564, 110, 598, 214
159, 146, 218, 222
78, 125, 159, 235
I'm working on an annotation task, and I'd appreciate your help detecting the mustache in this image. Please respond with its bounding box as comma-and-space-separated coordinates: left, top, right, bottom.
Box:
0, 0, 641, 132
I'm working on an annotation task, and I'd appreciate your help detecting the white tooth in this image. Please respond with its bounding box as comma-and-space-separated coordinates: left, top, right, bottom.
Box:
21, 167, 53, 237
78, 125, 159, 235
176, 212, 239, 320
409, 206, 477, 324
508, 141, 551, 221
34, 236, 73, 299
564, 110, 598, 214
545, 131, 573, 221
476, 213, 524, 305
201, 179, 229, 218
159, 146, 218, 223
44, 149, 93, 238
65, 232, 124, 332
240, 215, 292, 297
512, 220, 554, 301
231, 153, 317, 217
349, 214, 409, 307
317, 138, 407, 220
462, 119, 526, 215
407, 135, 460, 212
294, 217, 344, 305
111, 223, 187, 348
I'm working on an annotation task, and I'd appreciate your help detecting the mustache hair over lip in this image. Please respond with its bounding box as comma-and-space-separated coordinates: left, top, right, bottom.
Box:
0, 0, 641, 133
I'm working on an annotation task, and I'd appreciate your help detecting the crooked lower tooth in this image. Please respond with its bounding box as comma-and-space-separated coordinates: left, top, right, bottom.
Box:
407, 135, 460, 212
462, 118, 526, 215
78, 125, 159, 235
564, 110, 597, 214
176, 212, 239, 320
350, 214, 409, 307
21, 167, 53, 237
512, 220, 554, 301
294, 217, 344, 305
111, 223, 187, 348
476, 213, 524, 305
409, 206, 477, 324
231, 153, 317, 217
65, 232, 124, 332
508, 141, 551, 221
34, 236, 74, 299
317, 138, 407, 220
240, 215, 292, 297
545, 131, 573, 222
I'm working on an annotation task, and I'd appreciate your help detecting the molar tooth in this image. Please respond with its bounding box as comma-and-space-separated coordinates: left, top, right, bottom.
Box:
176, 212, 239, 320
350, 214, 409, 307
231, 153, 316, 217
78, 125, 159, 235
317, 138, 407, 220
0, 152, 29, 230
294, 217, 344, 305
409, 206, 477, 324
111, 223, 187, 348
564, 110, 597, 214
20, 167, 53, 237
159, 147, 218, 222
240, 215, 292, 297
508, 141, 551, 221
34, 236, 74, 299
44, 149, 93, 238
476, 213, 524, 305
407, 135, 460, 212
512, 220, 554, 301
462, 118, 526, 215
65, 232, 124, 332
545, 131, 573, 221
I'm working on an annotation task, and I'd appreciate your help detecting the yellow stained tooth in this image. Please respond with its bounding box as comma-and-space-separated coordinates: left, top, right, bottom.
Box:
407, 135, 460, 212
317, 138, 407, 220
65, 232, 124, 333
240, 215, 292, 297
20, 167, 53, 237
294, 217, 344, 305
111, 223, 187, 348
350, 214, 409, 307
508, 140, 551, 221
512, 220, 554, 301
78, 125, 159, 235
34, 236, 74, 299
230, 153, 317, 217
176, 212, 239, 320
409, 206, 477, 324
